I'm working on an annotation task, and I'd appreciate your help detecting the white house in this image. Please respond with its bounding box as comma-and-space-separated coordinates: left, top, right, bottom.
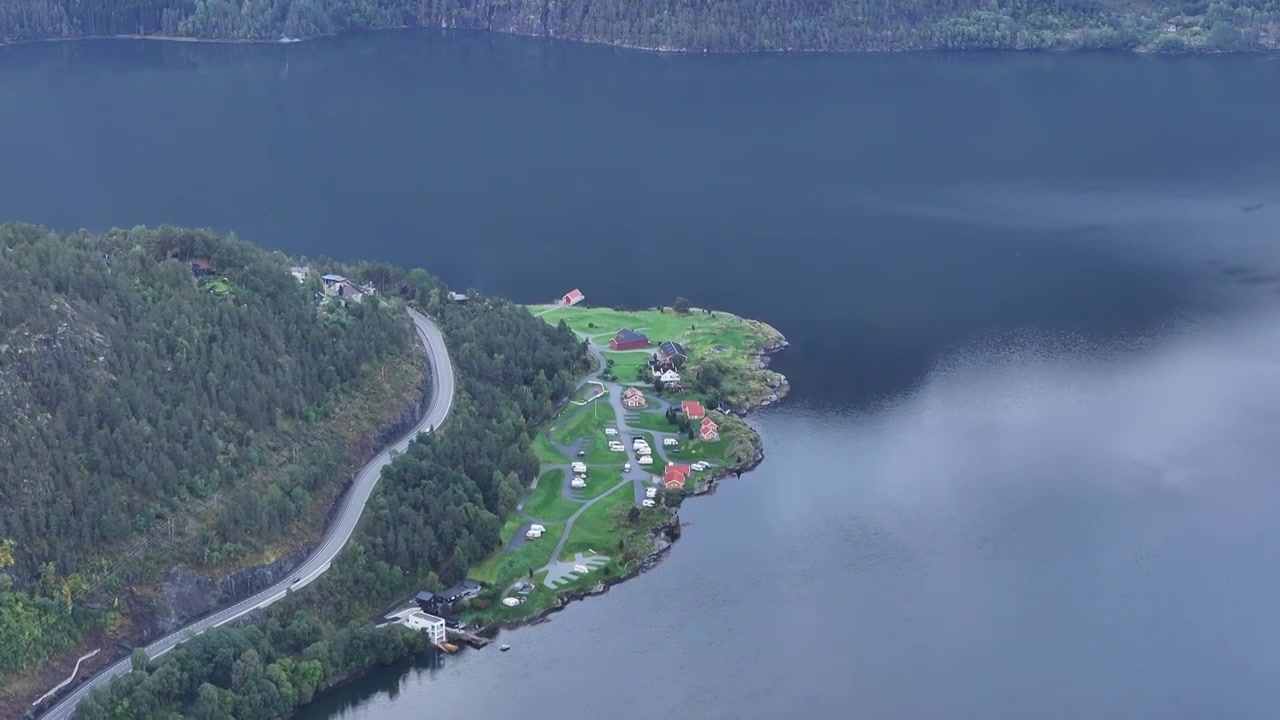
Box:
404, 612, 447, 646
659, 369, 681, 385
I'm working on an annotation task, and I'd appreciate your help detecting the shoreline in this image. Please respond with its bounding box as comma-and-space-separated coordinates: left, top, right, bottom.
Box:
3, 26, 1276, 55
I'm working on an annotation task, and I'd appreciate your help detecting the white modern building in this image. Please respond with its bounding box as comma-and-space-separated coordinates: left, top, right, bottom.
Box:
404, 611, 447, 645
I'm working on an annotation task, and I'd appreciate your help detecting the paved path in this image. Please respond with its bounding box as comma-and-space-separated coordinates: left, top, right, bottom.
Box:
37, 308, 455, 720
544, 552, 612, 588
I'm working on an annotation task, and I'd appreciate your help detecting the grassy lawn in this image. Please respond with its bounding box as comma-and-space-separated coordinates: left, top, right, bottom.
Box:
550, 404, 608, 445
549, 405, 627, 466
559, 484, 668, 562
557, 483, 633, 561
522, 469, 582, 522
532, 431, 569, 464
581, 474, 628, 500
572, 381, 607, 404
533, 305, 785, 409
202, 277, 232, 295
536, 306, 779, 357
603, 350, 653, 383
624, 408, 679, 433
469, 519, 565, 587
686, 415, 758, 464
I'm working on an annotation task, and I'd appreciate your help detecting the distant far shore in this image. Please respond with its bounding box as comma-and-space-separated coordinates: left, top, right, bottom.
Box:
3, 26, 1276, 55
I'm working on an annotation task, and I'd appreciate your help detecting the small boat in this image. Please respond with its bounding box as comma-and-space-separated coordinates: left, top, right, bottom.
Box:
499, 644, 510, 652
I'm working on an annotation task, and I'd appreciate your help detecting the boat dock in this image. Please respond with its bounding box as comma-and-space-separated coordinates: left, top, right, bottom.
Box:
448, 628, 491, 649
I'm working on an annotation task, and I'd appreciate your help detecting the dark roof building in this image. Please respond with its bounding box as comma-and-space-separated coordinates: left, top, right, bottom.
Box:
610, 328, 650, 351
414, 591, 437, 611
437, 579, 482, 604
657, 341, 687, 363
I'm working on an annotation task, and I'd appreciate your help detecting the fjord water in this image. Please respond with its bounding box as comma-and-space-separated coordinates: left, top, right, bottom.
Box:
4, 33, 1280, 719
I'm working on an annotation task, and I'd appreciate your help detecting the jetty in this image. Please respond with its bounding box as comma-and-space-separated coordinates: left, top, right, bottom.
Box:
448, 628, 491, 649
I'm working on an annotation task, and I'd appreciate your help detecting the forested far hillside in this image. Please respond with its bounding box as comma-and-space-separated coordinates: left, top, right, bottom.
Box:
0, 223, 411, 578
0, 0, 1276, 50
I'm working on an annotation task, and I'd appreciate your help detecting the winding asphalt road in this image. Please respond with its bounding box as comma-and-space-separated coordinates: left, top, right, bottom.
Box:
37, 308, 454, 720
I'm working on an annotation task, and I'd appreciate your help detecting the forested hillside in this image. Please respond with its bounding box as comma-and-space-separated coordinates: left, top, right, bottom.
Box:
0, 224, 412, 680
66, 266, 589, 720
0, 0, 1276, 50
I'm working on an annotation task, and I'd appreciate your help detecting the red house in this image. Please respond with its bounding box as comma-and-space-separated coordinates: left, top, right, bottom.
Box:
681, 400, 705, 419
610, 328, 650, 351
663, 466, 687, 490
700, 417, 720, 442
562, 288, 584, 306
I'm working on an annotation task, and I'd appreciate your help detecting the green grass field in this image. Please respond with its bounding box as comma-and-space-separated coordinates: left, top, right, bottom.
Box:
202, 277, 232, 295
557, 483, 634, 561
624, 407, 679, 433
572, 381, 607, 404
603, 350, 653, 383
549, 404, 628, 466
532, 305, 785, 409
532, 431, 570, 464
522, 469, 582, 522
534, 305, 778, 356
469, 519, 565, 587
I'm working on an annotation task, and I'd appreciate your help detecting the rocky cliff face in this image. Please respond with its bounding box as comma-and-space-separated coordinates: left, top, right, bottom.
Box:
144, 361, 433, 639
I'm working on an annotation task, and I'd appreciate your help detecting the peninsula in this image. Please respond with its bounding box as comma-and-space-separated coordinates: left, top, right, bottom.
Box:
456, 302, 788, 628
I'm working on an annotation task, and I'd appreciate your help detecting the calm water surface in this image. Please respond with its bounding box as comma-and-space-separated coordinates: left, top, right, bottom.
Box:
3, 32, 1280, 719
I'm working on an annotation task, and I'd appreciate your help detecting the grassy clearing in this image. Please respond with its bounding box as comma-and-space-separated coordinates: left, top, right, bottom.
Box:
551, 405, 606, 445
203, 277, 232, 295
625, 408, 679, 433
468, 523, 564, 591
581, 473, 627, 500
522, 469, 581, 522
549, 404, 626, 466
532, 431, 569, 464
533, 305, 785, 409
603, 350, 653, 383
572, 382, 607, 404
558, 485, 668, 563
686, 414, 758, 465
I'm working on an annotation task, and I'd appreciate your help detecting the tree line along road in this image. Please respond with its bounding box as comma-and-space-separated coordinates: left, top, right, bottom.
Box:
36, 307, 455, 720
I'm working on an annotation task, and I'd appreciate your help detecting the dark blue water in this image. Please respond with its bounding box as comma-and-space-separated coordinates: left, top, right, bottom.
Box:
3, 32, 1280, 719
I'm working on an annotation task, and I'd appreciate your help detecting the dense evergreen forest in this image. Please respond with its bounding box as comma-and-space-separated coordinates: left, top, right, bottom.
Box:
0, 0, 1276, 50
0, 224, 412, 677
66, 265, 588, 719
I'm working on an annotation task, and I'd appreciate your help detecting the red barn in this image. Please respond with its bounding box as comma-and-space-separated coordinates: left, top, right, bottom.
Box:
700, 417, 720, 442
609, 328, 650, 351
681, 400, 705, 420
562, 288, 584, 306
